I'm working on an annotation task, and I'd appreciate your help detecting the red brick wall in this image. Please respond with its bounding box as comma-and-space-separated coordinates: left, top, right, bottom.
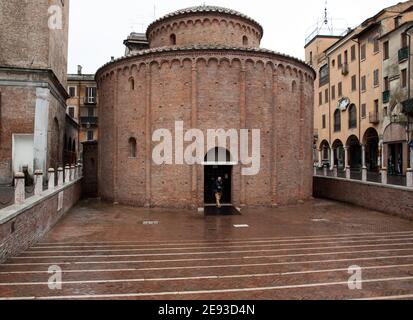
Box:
314, 176, 413, 220
148, 14, 262, 48
0, 179, 82, 263
97, 51, 315, 209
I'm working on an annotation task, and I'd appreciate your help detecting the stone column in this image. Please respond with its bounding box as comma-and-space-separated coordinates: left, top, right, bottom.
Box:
407, 168, 413, 188
330, 148, 335, 170
323, 164, 328, 176
14, 172, 25, 205
381, 167, 388, 185
64, 165, 70, 184
361, 145, 367, 182
313, 164, 317, 176
344, 146, 350, 179
57, 167, 64, 187
34, 170, 43, 196
344, 146, 349, 171
333, 165, 338, 177
48, 168, 55, 190
79, 163, 83, 178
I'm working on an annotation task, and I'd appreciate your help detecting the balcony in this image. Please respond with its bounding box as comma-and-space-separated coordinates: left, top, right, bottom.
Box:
369, 112, 380, 124
383, 90, 390, 104
402, 98, 413, 115
80, 117, 98, 127
398, 47, 409, 63
83, 96, 97, 105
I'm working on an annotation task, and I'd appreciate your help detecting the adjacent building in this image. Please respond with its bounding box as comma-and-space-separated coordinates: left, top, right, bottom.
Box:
0, 0, 72, 184
67, 66, 98, 158
306, 1, 413, 178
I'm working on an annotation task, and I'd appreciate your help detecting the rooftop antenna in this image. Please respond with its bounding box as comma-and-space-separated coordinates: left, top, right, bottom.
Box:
324, 0, 328, 25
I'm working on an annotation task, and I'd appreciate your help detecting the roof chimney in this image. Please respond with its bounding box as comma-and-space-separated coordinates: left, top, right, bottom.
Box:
77, 65, 82, 75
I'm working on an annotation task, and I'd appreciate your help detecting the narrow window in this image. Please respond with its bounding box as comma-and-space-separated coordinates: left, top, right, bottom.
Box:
319, 92, 323, 106
360, 44, 366, 60
170, 34, 176, 45
383, 41, 389, 60
129, 137, 137, 158
351, 45, 356, 61
351, 75, 357, 91
361, 75, 366, 92
243, 35, 249, 46
129, 77, 135, 91
331, 85, 336, 100
334, 110, 341, 132
373, 38, 380, 53
384, 76, 390, 91
374, 69, 379, 87
361, 103, 366, 118
338, 82, 343, 97
402, 69, 407, 88
325, 88, 329, 103
349, 104, 357, 129
322, 115, 326, 129
338, 54, 342, 68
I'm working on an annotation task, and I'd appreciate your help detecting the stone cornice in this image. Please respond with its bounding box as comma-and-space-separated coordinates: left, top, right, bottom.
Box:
96, 45, 315, 79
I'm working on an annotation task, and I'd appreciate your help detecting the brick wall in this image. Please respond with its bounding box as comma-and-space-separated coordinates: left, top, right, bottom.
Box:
314, 176, 413, 220
97, 50, 315, 208
0, 179, 81, 263
148, 14, 262, 48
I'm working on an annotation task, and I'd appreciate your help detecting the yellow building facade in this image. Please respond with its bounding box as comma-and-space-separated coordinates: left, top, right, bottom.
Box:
306, 1, 413, 181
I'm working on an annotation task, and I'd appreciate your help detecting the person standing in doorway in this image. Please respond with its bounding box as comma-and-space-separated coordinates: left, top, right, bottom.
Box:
213, 177, 224, 208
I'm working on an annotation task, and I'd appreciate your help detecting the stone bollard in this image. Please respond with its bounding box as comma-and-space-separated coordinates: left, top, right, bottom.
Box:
14, 172, 25, 205
323, 164, 328, 177
48, 168, 55, 190
313, 164, 317, 176
70, 165, 75, 181
34, 170, 43, 196
74, 165, 79, 179
64, 165, 70, 184
57, 167, 64, 187
78, 163, 83, 177
345, 167, 351, 180
333, 165, 338, 178
381, 167, 388, 185
407, 168, 413, 188
362, 166, 367, 182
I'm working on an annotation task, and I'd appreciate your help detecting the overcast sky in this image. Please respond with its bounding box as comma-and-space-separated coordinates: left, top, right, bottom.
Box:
68, 0, 401, 74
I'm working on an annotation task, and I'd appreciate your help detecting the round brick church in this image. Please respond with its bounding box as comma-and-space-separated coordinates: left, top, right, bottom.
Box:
96, 6, 315, 209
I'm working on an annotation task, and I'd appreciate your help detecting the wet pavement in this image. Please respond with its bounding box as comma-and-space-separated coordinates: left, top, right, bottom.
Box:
1, 198, 413, 300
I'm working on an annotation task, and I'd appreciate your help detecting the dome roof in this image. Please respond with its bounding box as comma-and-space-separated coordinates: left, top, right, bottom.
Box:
147, 5, 264, 37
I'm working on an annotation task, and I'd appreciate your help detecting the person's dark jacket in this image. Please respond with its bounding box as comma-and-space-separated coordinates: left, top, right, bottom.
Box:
213, 179, 224, 194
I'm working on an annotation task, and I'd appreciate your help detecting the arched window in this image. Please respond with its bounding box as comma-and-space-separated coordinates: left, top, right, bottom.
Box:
334, 109, 341, 132
243, 35, 249, 46
129, 138, 137, 158
170, 34, 176, 45
349, 104, 357, 129
292, 81, 297, 92
129, 77, 135, 91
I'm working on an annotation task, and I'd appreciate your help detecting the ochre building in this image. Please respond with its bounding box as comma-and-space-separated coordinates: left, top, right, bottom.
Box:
96, 6, 315, 209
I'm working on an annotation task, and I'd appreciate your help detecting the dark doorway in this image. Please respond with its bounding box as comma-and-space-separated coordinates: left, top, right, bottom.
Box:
204, 165, 232, 204
204, 147, 233, 205
389, 143, 403, 175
